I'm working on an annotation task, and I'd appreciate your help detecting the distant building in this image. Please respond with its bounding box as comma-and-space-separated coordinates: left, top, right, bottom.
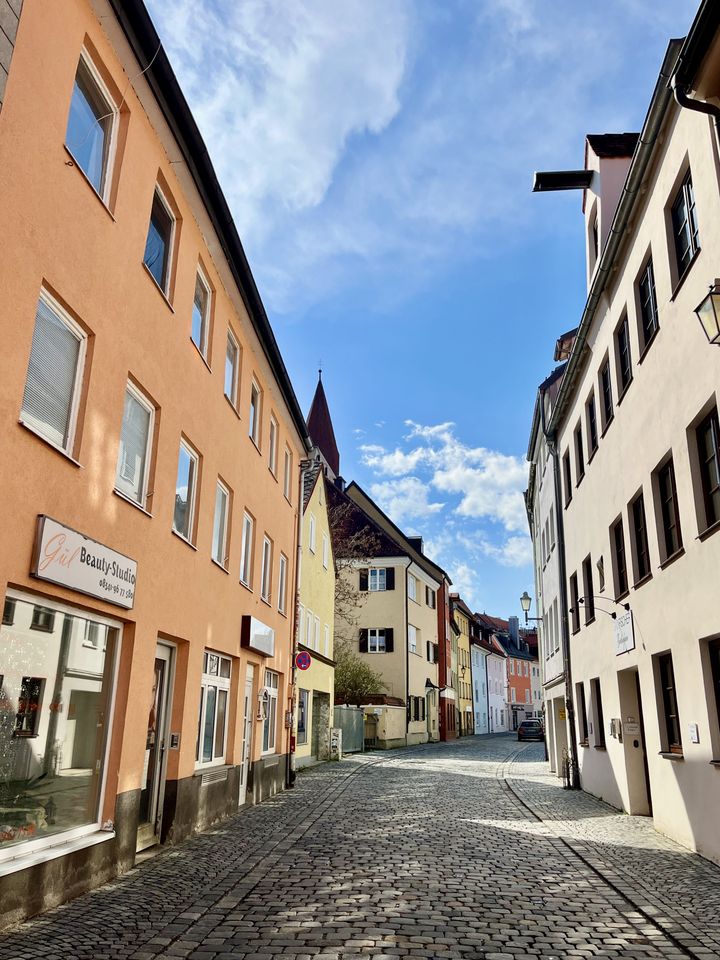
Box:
450, 594, 475, 735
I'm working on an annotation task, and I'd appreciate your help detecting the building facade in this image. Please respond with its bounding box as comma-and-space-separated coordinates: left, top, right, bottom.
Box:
530, 3, 720, 863
450, 595, 474, 736
0, 0, 308, 927
438, 580, 457, 741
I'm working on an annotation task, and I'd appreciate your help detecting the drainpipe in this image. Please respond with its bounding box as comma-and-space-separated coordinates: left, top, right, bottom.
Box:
541, 398, 580, 789
404, 558, 412, 744
287, 458, 309, 788
672, 76, 720, 127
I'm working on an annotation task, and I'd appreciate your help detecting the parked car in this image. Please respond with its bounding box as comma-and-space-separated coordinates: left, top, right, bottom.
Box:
517, 719, 544, 741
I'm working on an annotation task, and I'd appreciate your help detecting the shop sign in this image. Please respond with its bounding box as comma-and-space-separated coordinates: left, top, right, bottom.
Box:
241, 615, 275, 657
31, 515, 137, 609
615, 609, 635, 655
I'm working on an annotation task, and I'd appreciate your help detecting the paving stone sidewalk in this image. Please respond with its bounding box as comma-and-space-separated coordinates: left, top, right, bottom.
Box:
1, 735, 719, 959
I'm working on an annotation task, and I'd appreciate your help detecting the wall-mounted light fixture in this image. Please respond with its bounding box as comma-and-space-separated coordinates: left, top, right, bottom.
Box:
694, 282, 720, 345
519, 591, 542, 625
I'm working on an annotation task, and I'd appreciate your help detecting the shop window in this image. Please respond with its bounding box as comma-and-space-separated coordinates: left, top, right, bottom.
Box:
262, 670, 279, 754
0, 598, 118, 856
196, 651, 231, 768
297, 689, 309, 745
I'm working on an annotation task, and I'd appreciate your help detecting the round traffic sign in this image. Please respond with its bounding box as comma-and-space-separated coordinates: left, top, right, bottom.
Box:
296, 650, 312, 671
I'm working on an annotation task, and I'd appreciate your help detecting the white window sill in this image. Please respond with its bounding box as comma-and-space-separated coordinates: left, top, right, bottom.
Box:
171, 528, 197, 550
211, 557, 230, 574
113, 488, 152, 517
19, 419, 83, 468
0, 829, 114, 877
142, 262, 174, 311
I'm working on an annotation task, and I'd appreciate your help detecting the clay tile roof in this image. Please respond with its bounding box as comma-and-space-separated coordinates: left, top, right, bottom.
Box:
307, 375, 340, 476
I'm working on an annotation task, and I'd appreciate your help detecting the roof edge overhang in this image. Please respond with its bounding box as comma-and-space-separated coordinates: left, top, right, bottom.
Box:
532, 170, 593, 192
673, 1, 720, 90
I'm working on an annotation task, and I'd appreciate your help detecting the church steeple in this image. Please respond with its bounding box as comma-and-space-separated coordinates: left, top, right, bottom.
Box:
307, 370, 340, 479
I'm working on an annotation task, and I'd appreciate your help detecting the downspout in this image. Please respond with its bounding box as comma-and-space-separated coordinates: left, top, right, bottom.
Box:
287, 458, 309, 788
404, 558, 411, 744
672, 76, 720, 127
541, 398, 580, 789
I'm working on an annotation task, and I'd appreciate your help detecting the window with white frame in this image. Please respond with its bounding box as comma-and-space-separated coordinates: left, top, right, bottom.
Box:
261, 535, 273, 602
116, 382, 154, 506
240, 512, 254, 587
278, 553, 288, 614
21, 289, 87, 453
197, 651, 231, 768
284, 447, 293, 501
249, 379, 261, 446
308, 514, 317, 553
297, 688, 309, 745
314, 615, 320, 651
509, 660, 515, 675
262, 669, 279, 753
269, 416, 278, 475
369, 568, 386, 591
191, 268, 211, 359
65, 51, 118, 200
407, 573, 417, 601
173, 440, 199, 542
408, 624, 418, 654
324, 623, 330, 656
224, 330, 239, 407
305, 608, 313, 647
298, 604, 305, 641
369, 628, 386, 653
144, 187, 175, 294
322, 534, 329, 569
212, 480, 230, 567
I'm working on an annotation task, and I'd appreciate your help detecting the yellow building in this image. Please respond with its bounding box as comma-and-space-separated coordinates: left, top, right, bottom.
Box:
293, 380, 336, 766
451, 595, 475, 736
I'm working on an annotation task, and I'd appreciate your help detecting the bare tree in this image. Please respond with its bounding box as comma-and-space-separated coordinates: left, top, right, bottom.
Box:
328, 495, 381, 643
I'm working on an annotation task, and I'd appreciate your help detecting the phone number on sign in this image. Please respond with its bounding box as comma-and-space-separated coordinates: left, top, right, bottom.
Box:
98, 578, 134, 601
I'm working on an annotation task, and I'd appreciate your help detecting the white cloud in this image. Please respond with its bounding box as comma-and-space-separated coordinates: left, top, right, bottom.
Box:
369, 476, 445, 525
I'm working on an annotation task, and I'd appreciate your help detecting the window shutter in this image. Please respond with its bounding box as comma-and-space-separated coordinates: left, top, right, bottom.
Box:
386, 567, 395, 590
359, 629, 368, 653
385, 628, 394, 653
426, 641, 431, 661
22, 297, 82, 448
359, 568, 368, 591
421, 699, 426, 721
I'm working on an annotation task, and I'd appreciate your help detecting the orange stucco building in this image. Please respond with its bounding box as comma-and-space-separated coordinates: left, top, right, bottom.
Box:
0, 0, 310, 927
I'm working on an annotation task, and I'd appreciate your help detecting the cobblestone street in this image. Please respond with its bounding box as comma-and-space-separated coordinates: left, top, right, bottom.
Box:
2, 735, 720, 960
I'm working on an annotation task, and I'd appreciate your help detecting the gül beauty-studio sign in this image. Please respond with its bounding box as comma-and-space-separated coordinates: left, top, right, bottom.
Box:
31, 515, 138, 609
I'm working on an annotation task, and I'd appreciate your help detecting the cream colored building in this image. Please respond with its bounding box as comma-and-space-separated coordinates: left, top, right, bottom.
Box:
530, 10, 720, 862
450, 595, 474, 736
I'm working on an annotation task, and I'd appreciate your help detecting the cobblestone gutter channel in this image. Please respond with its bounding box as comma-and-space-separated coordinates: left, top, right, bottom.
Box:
1, 736, 719, 959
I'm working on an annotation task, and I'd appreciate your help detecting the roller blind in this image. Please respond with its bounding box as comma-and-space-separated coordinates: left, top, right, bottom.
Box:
117, 387, 151, 503
22, 295, 83, 449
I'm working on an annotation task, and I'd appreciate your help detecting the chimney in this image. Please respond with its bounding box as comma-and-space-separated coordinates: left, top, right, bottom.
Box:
508, 616, 519, 644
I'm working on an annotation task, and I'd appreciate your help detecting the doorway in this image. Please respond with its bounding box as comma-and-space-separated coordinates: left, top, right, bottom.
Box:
312, 691, 331, 760
617, 667, 652, 816
137, 642, 174, 851
238, 665, 254, 806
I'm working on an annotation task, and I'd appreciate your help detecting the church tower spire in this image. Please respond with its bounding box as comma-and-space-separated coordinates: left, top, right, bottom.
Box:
306, 370, 340, 479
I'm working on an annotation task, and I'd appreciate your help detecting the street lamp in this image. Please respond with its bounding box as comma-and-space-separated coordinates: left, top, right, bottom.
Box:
694, 283, 720, 345
519, 591, 542, 625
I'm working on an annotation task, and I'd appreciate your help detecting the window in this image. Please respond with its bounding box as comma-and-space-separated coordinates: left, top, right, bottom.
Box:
240, 512, 254, 587
197, 651, 231, 768
569, 573, 580, 634
630, 492, 651, 584
368, 568, 386, 591
582, 555, 594, 624
615, 314, 632, 395
212, 481, 230, 567
2, 599, 16, 626
655, 457, 683, 560
656, 653, 682, 754
191, 269, 211, 359
576, 682, 588, 743
278, 553, 288, 615
525, 689, 531, 704
262, 669, 279, 753
671, 170, 699, 278
144, 188, 174, 294
322, 534, 329, 569
426, 586, 436, 609
297, 689, 309, 745
510, 687, 516, 703
83, 620, 100, 648
269, 416, 278, 475
696, 407, 720, 530
324, 624, 330, 656
368, 628, 388, 654
509, 660, 515, 675
173, 441, 199, 543
408, 624, 418, 654
708, 639, 720, 744
590, 678, 605, 747
261, 536, 273, 603
224, 330, 240, 407
31, 605, 55, 633
305, 609, 313, 647
308, 514, 317, 553
298, 604, 305, 642
574, 422, 584, 483
563, 451, 572, 506
311, 615, 319, 651
249, 380, 261, 447
116, 382, 154, 506
586, 392, 598, 457
524, 662, 528, 677
15, 677, 44, 737
599, 358, 613, 430
637, 257, 659, 352
65, 52, 117, 199
408, 574, 417, 601
21, 290, 87, 452
283, 447, 293, 501
611, 517, 628, 597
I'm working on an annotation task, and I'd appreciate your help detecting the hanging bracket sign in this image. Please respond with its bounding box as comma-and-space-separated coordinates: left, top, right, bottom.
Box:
615, 609, 635, 655
31, 515, 137, 609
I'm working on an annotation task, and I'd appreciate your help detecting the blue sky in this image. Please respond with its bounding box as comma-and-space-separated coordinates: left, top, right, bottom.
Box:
146, 0, 698, 616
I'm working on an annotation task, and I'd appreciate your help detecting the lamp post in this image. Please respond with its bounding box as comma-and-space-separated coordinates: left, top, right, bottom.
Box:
519, 591, 542, 625
694, 283, 720, 345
